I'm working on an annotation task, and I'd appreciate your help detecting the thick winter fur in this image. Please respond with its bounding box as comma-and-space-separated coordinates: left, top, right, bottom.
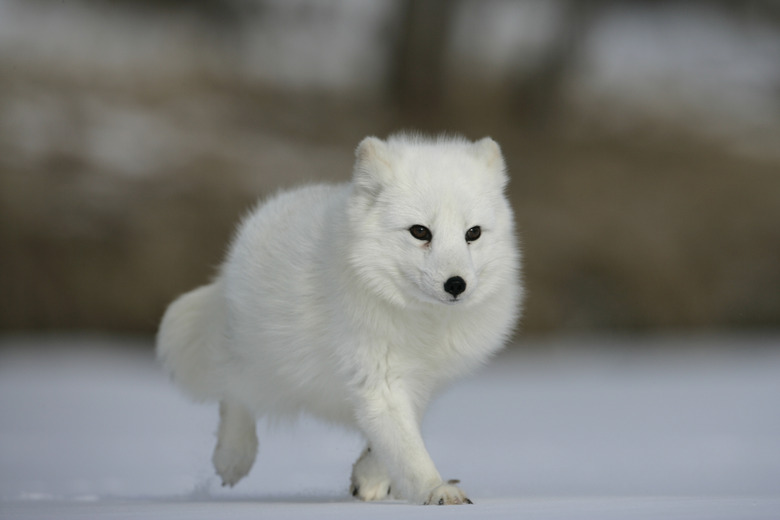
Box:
157, 133, 523, 505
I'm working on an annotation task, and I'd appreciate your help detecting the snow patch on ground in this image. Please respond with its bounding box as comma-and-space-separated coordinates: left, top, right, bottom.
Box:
1, 335, 779, 519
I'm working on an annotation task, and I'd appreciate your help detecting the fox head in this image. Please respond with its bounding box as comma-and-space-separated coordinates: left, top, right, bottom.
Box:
347, 133, 519, 309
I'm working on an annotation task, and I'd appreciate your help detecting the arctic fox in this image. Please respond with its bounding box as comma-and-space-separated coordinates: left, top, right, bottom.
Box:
157, 133, 522, 505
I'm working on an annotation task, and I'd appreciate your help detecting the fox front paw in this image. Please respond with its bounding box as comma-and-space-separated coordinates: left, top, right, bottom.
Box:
423, 480, 473, 505
349, 447, 393, 501
350, 481, 393, 502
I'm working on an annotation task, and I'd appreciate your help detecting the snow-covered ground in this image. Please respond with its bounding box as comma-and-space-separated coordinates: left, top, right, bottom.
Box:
1, 335, 779, 519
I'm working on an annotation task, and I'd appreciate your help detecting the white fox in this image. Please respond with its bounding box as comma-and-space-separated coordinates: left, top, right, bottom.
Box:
157, 133, 522, 505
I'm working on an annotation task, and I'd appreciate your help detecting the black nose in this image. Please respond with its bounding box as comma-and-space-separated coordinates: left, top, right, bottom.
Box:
443, 276, 467, 297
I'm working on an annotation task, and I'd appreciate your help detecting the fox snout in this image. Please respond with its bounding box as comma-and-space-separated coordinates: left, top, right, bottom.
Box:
443, 276, 467, 297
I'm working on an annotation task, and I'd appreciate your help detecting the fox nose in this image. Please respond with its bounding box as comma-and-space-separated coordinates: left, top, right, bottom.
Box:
443, 276, 467, 297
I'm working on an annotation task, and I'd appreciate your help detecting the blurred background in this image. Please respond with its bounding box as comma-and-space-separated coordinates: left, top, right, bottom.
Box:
1, 0, 779, 339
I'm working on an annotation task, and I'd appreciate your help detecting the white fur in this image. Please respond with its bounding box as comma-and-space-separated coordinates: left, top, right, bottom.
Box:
157, 133, 523, 505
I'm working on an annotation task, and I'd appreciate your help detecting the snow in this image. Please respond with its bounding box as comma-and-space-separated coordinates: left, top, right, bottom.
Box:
1, 335, 779, 519
569, 3, 780, 156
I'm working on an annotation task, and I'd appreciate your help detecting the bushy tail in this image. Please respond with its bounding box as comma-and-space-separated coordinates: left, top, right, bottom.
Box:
156, 282, 226, 402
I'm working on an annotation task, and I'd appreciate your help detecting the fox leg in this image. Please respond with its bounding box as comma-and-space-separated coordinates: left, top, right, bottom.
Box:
212, 400, 258, 487
350, 446, 394, 501
355, 383, 472, 505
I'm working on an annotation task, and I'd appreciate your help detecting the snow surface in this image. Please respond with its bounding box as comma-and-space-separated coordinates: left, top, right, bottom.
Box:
1, 335, 779, 519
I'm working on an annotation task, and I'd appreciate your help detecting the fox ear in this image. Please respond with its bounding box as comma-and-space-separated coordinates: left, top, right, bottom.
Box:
473, 137, 508, 188
353, 136, 393, 197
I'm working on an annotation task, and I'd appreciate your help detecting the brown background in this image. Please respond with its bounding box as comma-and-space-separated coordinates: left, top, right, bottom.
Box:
1, 0, 779, 338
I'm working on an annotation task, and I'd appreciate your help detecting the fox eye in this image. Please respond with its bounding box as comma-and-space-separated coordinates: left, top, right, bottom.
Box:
409, 225, 432, 241
465, 226, 481, 242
